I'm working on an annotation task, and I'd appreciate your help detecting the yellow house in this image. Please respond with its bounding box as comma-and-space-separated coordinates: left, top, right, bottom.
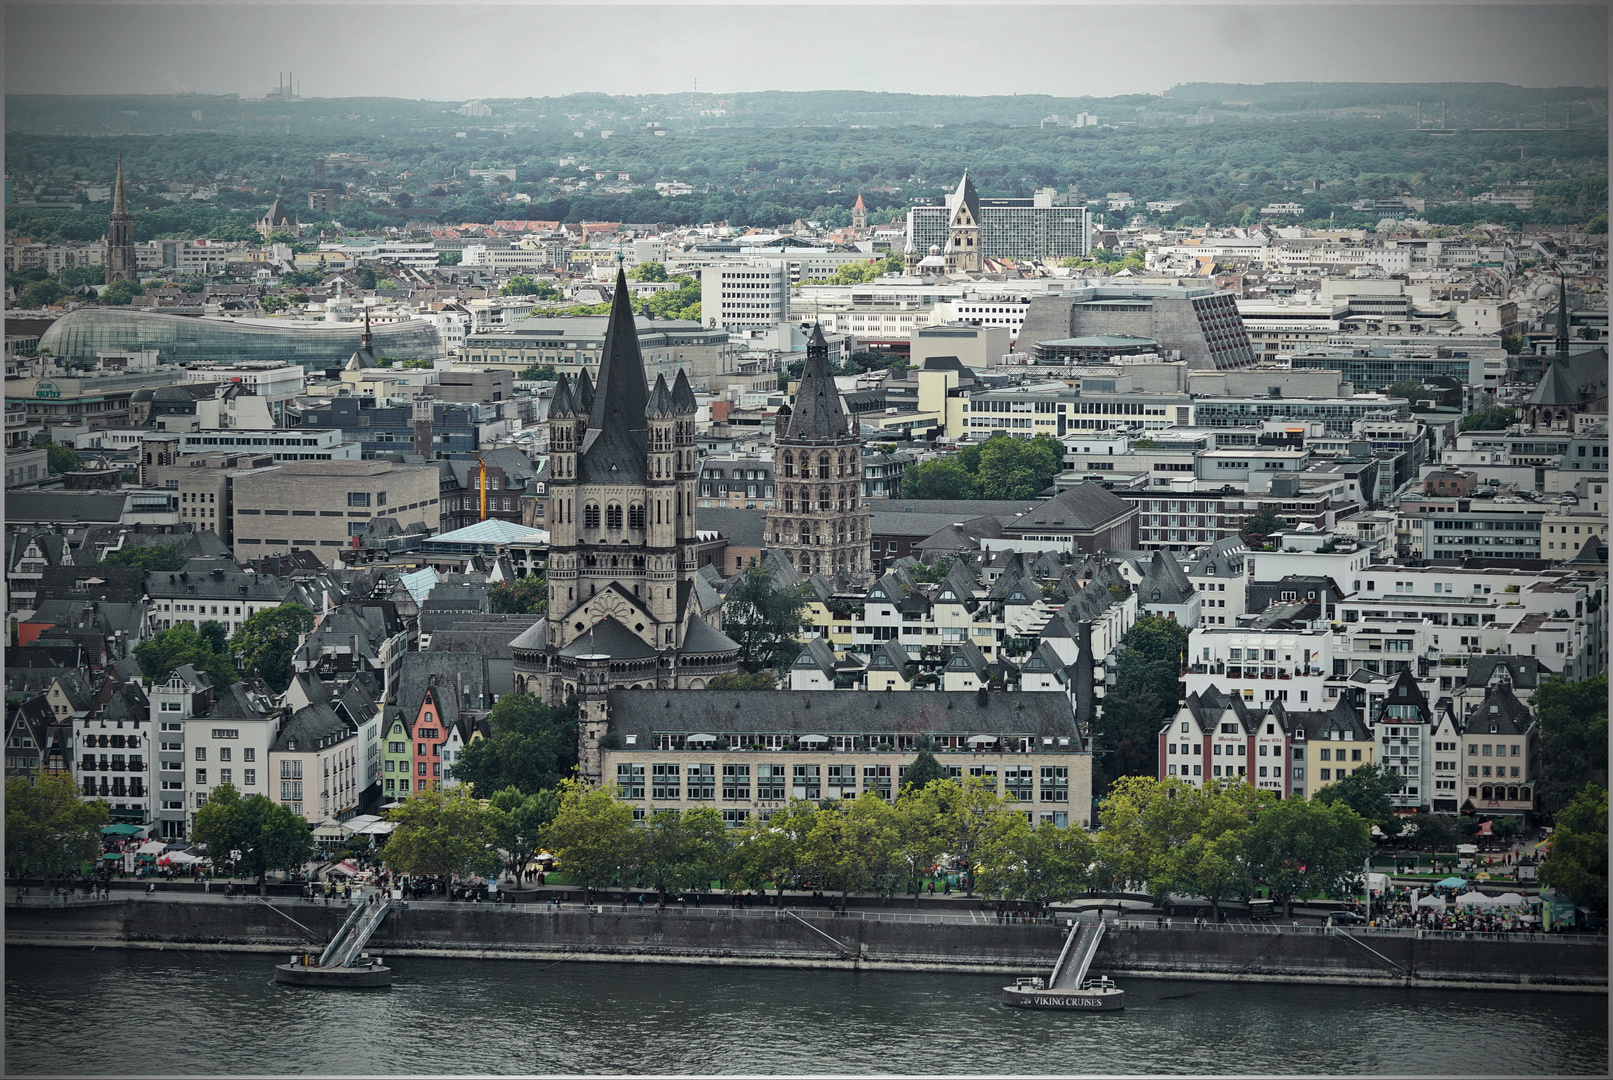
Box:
1304, 707, 1375, 795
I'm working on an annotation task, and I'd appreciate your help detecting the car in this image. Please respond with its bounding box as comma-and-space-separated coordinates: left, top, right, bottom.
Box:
1324, 910, 1366, 925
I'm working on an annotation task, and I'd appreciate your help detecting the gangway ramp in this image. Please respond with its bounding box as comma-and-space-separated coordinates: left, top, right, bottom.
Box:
1049, 918, 1106, 990
317, 894, 392, 969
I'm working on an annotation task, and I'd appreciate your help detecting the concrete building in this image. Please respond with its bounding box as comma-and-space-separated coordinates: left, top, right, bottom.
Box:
700, 261, 791, 332
909, 323, 1010, 371
904, 174, 1090, 270
601, 689, 1094, 828
1017, 286, 1254, 370
462, 316, 739, 391
230, 459, 441, 559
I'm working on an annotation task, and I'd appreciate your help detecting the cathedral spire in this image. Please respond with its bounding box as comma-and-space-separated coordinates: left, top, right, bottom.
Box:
362, 309, 372, 350
549, 372, 576, 420
105, 153, 138, 285
575, 367, 595, 415
1555, 268, 1570, 361
112, 154, 128, 217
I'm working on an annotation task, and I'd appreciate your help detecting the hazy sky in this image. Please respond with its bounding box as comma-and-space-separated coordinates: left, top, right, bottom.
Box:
4, 3, 1607, 99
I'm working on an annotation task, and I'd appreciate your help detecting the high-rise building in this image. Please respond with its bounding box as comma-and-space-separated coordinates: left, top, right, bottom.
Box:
766, 325, 871, 579
512, 269, 740, 785
905, 173, 1090, 271
104, 156, 138, 285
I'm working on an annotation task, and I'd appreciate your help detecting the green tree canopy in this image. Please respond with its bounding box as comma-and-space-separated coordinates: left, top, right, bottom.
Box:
45, 443, 82, 475
382, 786, 501, 880
98, 544, 185, 572
1460, 407, 1518, 432
900, 750, 948, 795
543, 779, 638, 898
706, 671, 778, 691
721, 564, 809, 673
489, 786, 560, 880
501, 275, 540, 296
519, 363, 558, 381
191, 784, 314, 892
134, 621, 240, 690
1240, 508, 1287, 548
628, 261, 668, 282
448, 693, 578, 796
1535, 674, 1608, 815
1091, 615, 1186, 791
1244, 795, 1371, 917
802, 792, 902, 898
978, 817, 1097, 907
1313, 762, 1405, 837
5, 772, 109, 879
899, 459, 980, 500
228, 603, 315, 692
487, 574, 547, 615
1539, 783, 1607, 915
101, 279, 144, 306
1385, 379, 1428, 401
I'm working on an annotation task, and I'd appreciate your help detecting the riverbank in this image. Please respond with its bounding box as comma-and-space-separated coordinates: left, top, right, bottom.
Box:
6, 896, 1605, 994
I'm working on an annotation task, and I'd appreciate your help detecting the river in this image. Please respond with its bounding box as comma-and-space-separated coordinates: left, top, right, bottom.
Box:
5, 946, 1607, 1075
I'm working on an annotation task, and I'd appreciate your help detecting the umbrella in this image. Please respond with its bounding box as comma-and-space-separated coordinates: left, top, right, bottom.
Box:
101, 824, 143, 836
1435, 876, 1466, 889
1414, 895, 1447, 910
1455, 891, 1501, 908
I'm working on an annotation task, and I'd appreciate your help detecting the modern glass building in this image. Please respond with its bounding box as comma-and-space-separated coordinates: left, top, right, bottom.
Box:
37, 309, 443, 370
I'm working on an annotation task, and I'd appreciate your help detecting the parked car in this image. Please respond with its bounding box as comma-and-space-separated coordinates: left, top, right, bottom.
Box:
1325, 910, 1366, 925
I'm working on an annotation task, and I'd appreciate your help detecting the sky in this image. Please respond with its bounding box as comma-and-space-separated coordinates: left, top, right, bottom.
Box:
3, 3, 1607, 100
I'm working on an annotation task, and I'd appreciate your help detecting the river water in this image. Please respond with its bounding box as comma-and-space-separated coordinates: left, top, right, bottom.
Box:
5, 946, 1607, 1075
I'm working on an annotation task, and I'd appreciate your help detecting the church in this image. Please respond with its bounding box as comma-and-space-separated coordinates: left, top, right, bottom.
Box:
510, 267, 740, 784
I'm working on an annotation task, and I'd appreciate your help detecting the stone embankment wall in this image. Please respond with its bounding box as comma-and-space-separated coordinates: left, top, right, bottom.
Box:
7, 899, 1605, 993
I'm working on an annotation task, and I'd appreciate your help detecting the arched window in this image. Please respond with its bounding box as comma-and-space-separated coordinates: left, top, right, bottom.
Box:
799, 525, 811, 545
583, 503, 601, 530
606, 504, 623, 530
818, 453, 830, 479
782, 453, 794, 478
628, 504, 645, 530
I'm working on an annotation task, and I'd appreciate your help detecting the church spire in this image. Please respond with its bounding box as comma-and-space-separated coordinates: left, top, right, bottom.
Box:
1555, 268, 1570, 361
112, 154, 128, 217
577, 267, 650, 482
362, 309, 372, 350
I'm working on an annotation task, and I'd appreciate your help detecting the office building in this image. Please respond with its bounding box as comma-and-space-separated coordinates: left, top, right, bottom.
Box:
230, 459, 442, 558
700, 261, 791, 331
904, 174, 1090, 270
1018, 286, 1255, 371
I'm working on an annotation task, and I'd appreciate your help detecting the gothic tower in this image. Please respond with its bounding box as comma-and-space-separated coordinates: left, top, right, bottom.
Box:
852, 192, 868, 232
767, 325, 871, 579
519, 267, 737, 778
944, 172, 983, 274
105, 155, 138, 285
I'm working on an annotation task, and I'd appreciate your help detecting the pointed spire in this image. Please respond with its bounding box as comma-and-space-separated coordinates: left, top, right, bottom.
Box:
574, 367, 595, 414
784, 324, 850, 441
646, 372, 674, 419
950, 171, 980, 224
549, 372, 576, 420
362, 309, 372, 350
576, 267, 650, 482
670, 368, 697, 415
1555, 269, 1570, 361
112, 154, 128, 217
853, 192, 866, 210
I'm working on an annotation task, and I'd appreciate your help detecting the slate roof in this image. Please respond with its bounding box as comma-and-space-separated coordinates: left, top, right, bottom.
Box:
271, 702, 353, 754
699, 507, 766, 549
1463, 683, 1535, 736
1002, 483, 1133, 533
783, 324, 850, 441
1463, 655, 1543, 691
557, 616, 658, 660
1136, 549, 1195, 606
867, 639, 916, 681
605, 688, 1082, 742
34, 566, 144, 605
681, 616, 740, 656
943, 638, 992, 681
7, 493, 131, 525
428, 615, 543, 658
394, 651, 490, 730
578, 268, 649, 485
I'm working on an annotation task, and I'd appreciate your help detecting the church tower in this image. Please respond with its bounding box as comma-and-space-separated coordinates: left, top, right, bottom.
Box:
767, 325, 871, 579
517, 267, 737, 777
944, 172, 983, 274
105, 155, 138, 285
852, 192, 868, 232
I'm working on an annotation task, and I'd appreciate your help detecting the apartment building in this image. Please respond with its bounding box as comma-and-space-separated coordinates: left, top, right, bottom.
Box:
183, 681, 283, 834
1183, 626, 1337, 712
697, 451, 776, 509
700, 261, 791, 331
146, 558, 296, 636
231, 459, 441, 558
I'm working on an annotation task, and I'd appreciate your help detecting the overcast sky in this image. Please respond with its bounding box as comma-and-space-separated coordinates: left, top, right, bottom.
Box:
4, 3, 1607, 99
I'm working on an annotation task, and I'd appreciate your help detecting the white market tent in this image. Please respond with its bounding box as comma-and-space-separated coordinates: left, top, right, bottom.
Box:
1492, 892, 1529, 908
1414, 895, 1447, 911
1455, 891, 1503, 908
136, 840, 167, 856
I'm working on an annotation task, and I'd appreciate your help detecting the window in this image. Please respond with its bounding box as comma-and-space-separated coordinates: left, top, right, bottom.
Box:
652, 764, 681, 800
219, 748, 231, 762
219, 769, 232, 784
281, 760, 302, 780
244, 749, 254, 762
583, 503, 601, 529
194, 747, 206, 761
244, 770, 255, 786
195, 769, 207, 785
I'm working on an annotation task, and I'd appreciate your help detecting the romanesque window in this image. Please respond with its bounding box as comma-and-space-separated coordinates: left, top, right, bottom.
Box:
583, 503, 601, 529
606, 504, 623, 530
628, 504, 645, 530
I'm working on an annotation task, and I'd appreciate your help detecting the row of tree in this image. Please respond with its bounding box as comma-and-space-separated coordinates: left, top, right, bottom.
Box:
900, 434, 1066, 501
133, 603, 315, 694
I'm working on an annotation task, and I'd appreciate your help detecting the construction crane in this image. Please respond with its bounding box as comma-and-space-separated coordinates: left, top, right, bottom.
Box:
479, 457, 488, 521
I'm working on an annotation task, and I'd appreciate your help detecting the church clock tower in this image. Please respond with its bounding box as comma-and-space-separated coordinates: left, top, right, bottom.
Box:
105, 155, 138, 285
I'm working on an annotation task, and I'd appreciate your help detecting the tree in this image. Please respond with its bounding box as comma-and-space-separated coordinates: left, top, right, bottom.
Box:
501, 275, 540, 296
1244, 795, 1371, 917
44, 442, 82, 475
259, 295, 289, 314
1402, 812, 1458, 854
542, 779, 638, 899
628, 261, 668, 282
5, 772, 109, 880
519, 363, 558, 381
228, 603, 314, 692
900, 750, 948, 795
191, 784, 314, 893
488, 786, 559, 883
353, 267, 377, 290
197, 619, 229, 656
280, 269, 325, 287
1240, 508, 1286, 548
382, 786, 501, 881
1163, 782, 1269, 920
22, 279, 65, 307
1314, 762, 1405, 836
978, 817, 1096, 908
735, 799, 819, 897
637, 807, 732, 899
1095, 775, 1199, 900
98, 544, 185, 572
706, 671, 777, 691
1539, 783, 1607, 915
1534, 674, 1608, 815
721, 564, 809, 673
974, 435, 1064, 500
101, 279, 144, 306
892, 788, 945, 897
448, 693, 577, 796
1385, 379, 1427, 401
133, 621, 239, 689
1460, 407, 1518, 432
913, 776, 1021, 896
487, 574, 547, 615
900, 458, 980, 500
1092, 616, 1187, 791
802, 792, 901, 898
437, 251, 462, 266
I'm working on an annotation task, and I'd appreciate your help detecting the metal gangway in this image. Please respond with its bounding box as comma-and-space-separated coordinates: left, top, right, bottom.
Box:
317, 893, 392, 969
1048, 918, 1107, 990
